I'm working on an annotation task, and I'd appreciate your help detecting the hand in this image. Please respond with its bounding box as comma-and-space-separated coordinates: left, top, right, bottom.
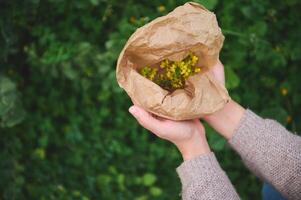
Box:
129, 105, 210, 161
211, 60, 225, 86
203, 60, 246, 140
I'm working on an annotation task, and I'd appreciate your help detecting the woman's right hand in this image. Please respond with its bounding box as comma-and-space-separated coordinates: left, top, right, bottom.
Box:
203, 61, 246, 140
210, 60, 225, 86
128, 105, 211, 161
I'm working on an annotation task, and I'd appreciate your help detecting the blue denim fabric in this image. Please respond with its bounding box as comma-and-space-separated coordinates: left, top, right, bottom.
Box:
262, 183, 286, 200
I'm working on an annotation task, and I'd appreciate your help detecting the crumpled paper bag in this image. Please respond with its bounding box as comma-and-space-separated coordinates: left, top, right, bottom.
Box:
116, 2, 230, 120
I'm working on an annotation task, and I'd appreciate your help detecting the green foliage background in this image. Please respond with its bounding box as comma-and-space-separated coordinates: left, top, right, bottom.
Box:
1, 0, 301, 199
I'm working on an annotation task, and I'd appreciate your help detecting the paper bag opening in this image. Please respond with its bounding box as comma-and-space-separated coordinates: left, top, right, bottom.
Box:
116, 2, 230, 120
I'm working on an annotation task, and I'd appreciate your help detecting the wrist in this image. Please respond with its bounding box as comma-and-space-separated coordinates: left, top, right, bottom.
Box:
203, 100, 246, 140
177, 135, 211, 161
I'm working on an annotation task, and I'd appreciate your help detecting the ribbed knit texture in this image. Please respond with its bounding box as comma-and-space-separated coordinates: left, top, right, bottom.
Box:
176, 152, 240, 200
229, 109, 301, 200
176, 109, 301, 200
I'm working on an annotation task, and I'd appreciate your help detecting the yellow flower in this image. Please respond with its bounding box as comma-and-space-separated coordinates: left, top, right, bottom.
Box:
34, 148, 45, 159
140, 66, 151, 77
191, 55, 198, 65
157, 5, 166, 13
160, 59, 169, 68
130, 16, 136, 24
274, 46, 281, 53
281, 88, 288, 96
286, 115, 292, 123
195, 67, 201, 73
149, 68, 157, 80
166, 71, 172, 79
139, 52, 202, 91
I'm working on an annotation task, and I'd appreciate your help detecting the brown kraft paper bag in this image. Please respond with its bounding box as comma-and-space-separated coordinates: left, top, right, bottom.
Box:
116, 2, 230, 120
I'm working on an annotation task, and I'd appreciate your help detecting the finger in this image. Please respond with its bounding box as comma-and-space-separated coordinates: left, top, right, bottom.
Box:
211, 60, 225, 85
129, 105, 165, 135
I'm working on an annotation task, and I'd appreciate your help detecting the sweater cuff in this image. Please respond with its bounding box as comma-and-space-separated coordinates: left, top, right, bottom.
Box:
176, 152, 221, 189
228, 109, 264, 157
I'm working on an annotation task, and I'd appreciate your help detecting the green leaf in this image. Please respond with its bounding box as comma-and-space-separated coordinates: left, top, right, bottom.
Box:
0, 92, 16, 116
193, 0, 218, 10
134, 196, 148, 200
90, 0, 99, 6
0, 76, 25, 127
62, 64, 78, 80
249, 21, 268, 37
117, 173, 126, 191
206, 124, 226, 151
149, 186, 162, 197
142, 173, 157, 186
225, 66, 240, 89
1, 99, 25, 128
241, 6, 253, 19
117, 174, 125, 185
96, 174, 112, 188
211, 138, 226, 151
261, 107, 288, 125
0, 76, 16, 94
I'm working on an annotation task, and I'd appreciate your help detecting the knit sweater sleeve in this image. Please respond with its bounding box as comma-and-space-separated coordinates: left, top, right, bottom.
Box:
176, 152, 240, 200
229, 109, 301, 200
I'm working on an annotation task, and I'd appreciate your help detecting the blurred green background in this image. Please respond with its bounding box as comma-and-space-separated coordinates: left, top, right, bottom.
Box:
1, 0, 301, 199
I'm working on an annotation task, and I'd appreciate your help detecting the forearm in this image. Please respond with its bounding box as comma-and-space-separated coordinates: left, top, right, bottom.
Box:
177, 152, 240, 200
203, 100, 246, 140
176, 122, 240, 199
228, 110, 301, 199
204, 100, 301, 199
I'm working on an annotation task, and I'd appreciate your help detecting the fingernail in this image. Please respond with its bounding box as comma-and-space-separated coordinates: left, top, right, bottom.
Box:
129, 106, 138, 116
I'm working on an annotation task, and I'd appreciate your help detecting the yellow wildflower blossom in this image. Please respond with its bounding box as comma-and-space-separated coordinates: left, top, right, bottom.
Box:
139, 52, 202, 91
195, 67, 201, 73
286, 115, 292, 123
130, 16, 136, 24
160, 59, 169, 68
191, 54, 198, 65
281, 88, 288, 96
157, 5, 166, 13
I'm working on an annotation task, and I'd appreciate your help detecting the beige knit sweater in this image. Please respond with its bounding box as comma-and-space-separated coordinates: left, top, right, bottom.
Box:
177, 110, 301, 200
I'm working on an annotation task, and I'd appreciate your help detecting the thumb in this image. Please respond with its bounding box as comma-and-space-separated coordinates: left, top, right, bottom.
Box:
129, 105, 164, 135
211, 60, 225, 86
